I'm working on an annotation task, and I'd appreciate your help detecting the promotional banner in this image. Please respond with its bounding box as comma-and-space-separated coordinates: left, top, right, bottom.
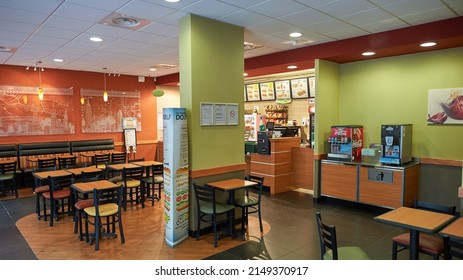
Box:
163, 108, 189, 247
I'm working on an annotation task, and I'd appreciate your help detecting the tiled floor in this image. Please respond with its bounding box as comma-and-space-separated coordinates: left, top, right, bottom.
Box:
0, 189, 435, 260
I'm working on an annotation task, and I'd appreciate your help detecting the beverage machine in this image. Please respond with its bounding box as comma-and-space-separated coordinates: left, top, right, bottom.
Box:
327, 125, 363, 162
379, 124, 413, 165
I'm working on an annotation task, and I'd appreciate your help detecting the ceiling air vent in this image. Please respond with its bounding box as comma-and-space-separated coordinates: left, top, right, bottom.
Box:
244, 41, 262, 51
99, 13, 152, 30
153, 63, 177, 69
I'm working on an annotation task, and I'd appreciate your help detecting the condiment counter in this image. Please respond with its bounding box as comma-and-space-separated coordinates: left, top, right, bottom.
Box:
320, 159, 420, 209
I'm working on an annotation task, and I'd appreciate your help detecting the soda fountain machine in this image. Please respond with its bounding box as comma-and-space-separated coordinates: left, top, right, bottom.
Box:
327, 125, 363, 162
379, 124, 413, 165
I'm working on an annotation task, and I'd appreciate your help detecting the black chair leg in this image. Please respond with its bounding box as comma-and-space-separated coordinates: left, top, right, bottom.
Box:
392, 242, 398, 260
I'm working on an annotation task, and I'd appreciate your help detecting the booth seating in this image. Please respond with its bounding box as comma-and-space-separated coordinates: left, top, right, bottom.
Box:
0, 145, 18, 163
18, 142, 71, 187
70, 139, 115, 167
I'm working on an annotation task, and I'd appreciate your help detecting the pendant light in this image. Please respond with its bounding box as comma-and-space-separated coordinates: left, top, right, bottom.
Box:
37, 65, 44, 101
103, 72, 108, 102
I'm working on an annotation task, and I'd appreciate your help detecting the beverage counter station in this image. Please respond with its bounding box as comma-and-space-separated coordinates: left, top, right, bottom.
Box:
320, 159, 420, 209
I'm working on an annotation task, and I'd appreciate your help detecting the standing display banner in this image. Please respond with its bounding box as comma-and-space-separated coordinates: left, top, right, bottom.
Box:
163, 108, 189, 247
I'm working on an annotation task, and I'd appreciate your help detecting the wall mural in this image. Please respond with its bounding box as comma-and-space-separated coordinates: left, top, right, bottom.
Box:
80, 89, 141, 133
0, 85, 75, 136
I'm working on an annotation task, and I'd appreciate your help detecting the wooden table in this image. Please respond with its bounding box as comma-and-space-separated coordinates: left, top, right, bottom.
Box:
66, 166, 102, 176
440, 218, 463, 240
32, 169, 71, 181
131, 160, 163, 167
105, 163, 139, 172
71, 180, 120, 195
206, 178, 258, 239
375, 207, 457, 259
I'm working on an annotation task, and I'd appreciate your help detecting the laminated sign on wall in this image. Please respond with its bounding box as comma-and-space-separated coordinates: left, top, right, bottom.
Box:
163, 108, 189, 247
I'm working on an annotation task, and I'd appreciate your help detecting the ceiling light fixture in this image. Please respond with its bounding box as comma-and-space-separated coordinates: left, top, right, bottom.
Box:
53, 58, 64, 62
165, 0, 180, 2
287, 65, 298, 69
149, 67, 157, 72
0, 46, 12, 52
37, 62, 44, 101
420, 42, 436, 47
90, 36, 103, 42
289, 32, 302, 38
362, 51, 375, 56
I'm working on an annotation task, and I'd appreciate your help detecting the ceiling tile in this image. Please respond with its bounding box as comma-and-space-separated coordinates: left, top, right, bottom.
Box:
117, 0, 176, 21
218, 9, 272, 27
247, 0, 310, 18
315, 0, 377, 17
180, 0, 241, 19
277, 8, 333, 26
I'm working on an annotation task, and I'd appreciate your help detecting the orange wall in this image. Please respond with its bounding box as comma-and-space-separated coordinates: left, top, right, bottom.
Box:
0, 65, 159, 160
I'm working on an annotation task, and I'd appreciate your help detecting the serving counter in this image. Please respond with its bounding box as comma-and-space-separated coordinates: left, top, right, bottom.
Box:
250, 137, 300, 194
321, 159, 420, 208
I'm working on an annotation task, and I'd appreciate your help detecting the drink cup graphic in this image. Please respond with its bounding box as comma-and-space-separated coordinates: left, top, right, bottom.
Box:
385, 136, 393, 146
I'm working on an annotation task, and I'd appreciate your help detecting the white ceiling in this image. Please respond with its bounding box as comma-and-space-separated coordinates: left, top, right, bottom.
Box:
0, 0, 462, 77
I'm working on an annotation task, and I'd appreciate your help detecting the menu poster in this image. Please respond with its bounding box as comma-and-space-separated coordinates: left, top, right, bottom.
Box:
291, 78, 309, 99
259, 82, 276, 100
245, 83, 260, 101
308, 76, 316, 97
244, 86, 247, 101
274, 80, 291, 99
163, 108, 189, 247
214, 103, 227, 125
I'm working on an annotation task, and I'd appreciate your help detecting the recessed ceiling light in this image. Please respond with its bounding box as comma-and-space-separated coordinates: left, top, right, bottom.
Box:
289, 32, 302, 38
90, 36, 103, 42
53, 58, 63, 62
420, 42, 436, 47
362, 51, 375, 56
287, 65, 298, 69
0, 46, 11, 52
165, 0, 180, 2
243, 73, 248, 77
149, 67, 157, 71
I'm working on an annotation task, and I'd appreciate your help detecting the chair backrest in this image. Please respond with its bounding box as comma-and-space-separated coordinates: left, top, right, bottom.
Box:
444, 236, 463, 260
47, 174, 74, 197
38, 158, 57, 169
58, 156, 77, 169
315, 211, 339, 260
414, 199, 456, 215
245, 174, 264, 201
79, 170, 104, 182
122, 166, 144, 181
92, 185, 123, 208
111, 152, 126, 164
128, 157, 145, 163
94, 153, 110, 166
0, 161, 17, 175
193, 183, 216, 212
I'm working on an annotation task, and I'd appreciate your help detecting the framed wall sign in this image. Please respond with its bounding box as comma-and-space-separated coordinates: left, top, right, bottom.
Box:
214, 103, 227, 125
274, 80, 291, 99
245, 83, 260, 101
259, 82, 276, 100
227, 103, 239, 125
291, 78, 309, 99
200, 103, 214, 126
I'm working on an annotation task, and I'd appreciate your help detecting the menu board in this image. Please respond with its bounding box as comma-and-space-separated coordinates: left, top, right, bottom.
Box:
245, 83, 260, 101
308, 76, 316, 97
274, 80, 291, 99
259, 82, 276, 100
291, 78, 309, 98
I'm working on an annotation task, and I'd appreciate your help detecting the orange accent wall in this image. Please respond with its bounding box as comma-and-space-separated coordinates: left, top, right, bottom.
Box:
0, 65, 159, 160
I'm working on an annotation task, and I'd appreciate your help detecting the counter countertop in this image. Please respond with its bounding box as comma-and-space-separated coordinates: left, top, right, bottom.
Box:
321, 159, 420, 170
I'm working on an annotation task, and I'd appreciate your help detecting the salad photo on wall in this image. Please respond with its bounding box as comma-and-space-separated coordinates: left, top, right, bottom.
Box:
427, 88, 463, 125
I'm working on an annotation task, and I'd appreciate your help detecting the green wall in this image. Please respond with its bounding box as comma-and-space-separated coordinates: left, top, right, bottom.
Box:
339, 47, 463, 160
179, 15, 244, 171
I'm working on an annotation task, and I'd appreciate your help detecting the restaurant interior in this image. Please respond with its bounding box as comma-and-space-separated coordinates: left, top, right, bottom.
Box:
0, 0, 463, 261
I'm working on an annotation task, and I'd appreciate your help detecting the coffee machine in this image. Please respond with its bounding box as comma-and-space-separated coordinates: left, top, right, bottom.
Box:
379, 124, 413, 165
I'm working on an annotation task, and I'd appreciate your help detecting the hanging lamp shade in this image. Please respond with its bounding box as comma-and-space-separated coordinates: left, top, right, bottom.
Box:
103, 90, 108, 102
38, 87, 44, 101
152, 89, 164, 97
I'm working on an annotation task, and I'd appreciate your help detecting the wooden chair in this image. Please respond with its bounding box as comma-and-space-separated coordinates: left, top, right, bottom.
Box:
84, 185, 125, 251
141, 164, 163, 206
38, 157, 57, 169
0, 161, 18, 198
234, 174, 264, 233
128, 157, 145, 163
121, 166, 144, 211
193, 183, 235, 247
316, 211, 371, 260
391, 199, 456, 260
58, 156, 77, 169
32, 165, 57, 219
443, 236, 463, 260
111, 152, 126, 164
73, 170, 105, 240
42, 174, 73, 226
94, 153, 110, 178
